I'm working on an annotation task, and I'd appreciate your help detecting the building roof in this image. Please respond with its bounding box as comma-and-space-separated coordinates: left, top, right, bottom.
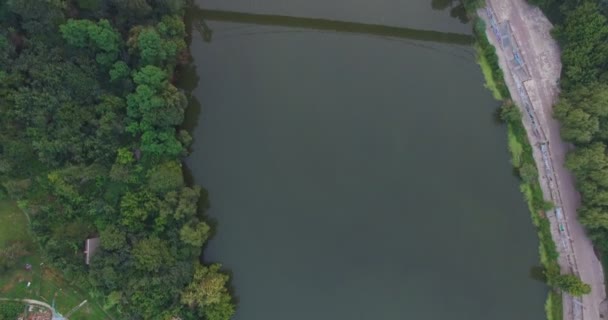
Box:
85, 238, 100, 265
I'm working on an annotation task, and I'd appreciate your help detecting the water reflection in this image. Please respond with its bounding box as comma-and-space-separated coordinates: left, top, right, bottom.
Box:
431, 0, 470, 24
529, 266, 549, 284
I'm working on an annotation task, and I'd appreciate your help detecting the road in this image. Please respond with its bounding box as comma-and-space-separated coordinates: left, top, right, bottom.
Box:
0, 297, 64, 319
480, 0, 607, 319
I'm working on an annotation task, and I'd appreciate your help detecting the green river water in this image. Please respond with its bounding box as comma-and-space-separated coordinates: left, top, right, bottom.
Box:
185, 1, 547, 319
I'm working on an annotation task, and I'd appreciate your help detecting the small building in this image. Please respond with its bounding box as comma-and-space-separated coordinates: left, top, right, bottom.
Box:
84, 238, 100, 265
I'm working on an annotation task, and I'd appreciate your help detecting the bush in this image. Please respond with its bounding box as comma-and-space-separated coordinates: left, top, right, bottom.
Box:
0, 302, 24, 319
473, 19, 511, 99
555, 274, 591, 296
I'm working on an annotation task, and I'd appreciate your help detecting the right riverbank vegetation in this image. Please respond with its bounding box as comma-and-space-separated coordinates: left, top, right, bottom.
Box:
0, 1, 235, 319
529, 0, 608, 291
463, 0, 597, 319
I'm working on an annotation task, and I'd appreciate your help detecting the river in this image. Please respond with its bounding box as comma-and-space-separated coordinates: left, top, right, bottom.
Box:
184, 1, 547, 319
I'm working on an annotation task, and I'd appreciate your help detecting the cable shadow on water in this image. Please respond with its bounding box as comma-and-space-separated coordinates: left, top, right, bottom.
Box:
202, 24, 476, 67
192, 8, 475, 46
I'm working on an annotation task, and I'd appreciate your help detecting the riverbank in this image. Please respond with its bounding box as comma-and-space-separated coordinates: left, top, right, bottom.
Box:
471, 0, 607, 319
467, 2, 558, 320
505, 106, 563, 320
472, 13, 563, 319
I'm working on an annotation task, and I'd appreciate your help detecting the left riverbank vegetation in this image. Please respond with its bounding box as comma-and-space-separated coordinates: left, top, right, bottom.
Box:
0, 1, 235, 319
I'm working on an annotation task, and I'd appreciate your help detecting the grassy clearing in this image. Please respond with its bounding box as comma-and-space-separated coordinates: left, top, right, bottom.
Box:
0, 200, 109, 320
0, 201, 28, 246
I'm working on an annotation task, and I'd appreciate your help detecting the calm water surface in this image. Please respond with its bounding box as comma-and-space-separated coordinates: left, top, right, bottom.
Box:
185, 1, 547, 319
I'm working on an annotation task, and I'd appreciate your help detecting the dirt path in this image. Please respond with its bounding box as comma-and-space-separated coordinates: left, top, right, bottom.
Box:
479, 0, 607, 319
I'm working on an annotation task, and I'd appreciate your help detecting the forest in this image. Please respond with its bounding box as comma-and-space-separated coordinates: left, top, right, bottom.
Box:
0, 0, 234, 319
525, 0, 608, 269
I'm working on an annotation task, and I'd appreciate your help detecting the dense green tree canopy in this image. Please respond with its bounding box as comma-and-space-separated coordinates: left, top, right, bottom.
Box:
555, 2, 608, 88
0, 1, 234, 319
531, 0, 608, 271
181, 264, 236, 320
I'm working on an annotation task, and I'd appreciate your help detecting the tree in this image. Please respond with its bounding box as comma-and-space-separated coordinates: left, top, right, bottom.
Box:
181, 264, 235, 320
100, 225, 127, 251
557, 2, 608, 88
60, 19, 90, 47
127, 16, 186, 67
554, 99, 599, 143
555, 274, 591, 296
157, 15, 186, 39
179, 221, 210, 247
566, 143, 608, 178
203, 294, 236, 320
76, 0, 102, 11
5, 0, 65, 39
568, 85, 608, 117
126, 84, 165, 133
155, 0, 187, 14
103, 291, 122, 311
140, 129, 184, 156
174, 186, 201, 220
126, 66, 187, 157
132, 237, 174, 272
500, 102, 521, 123
148, 161, 183, 193
110, 61, 130, 82
60, 19, 121, 67
119, 191, 159, 230
116, 148, 135, 165
519, 163, 538, 183
580, 206, 608, 230
133, 65, 167, 89
0, 302, 23, 319
134, 28, 166, 66
110, 0, 152, 17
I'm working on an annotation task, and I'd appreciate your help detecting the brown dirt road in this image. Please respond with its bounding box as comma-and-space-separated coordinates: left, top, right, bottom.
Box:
480, 0, 607, 319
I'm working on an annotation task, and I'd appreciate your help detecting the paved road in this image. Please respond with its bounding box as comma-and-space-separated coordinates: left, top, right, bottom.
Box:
481, 0, 607, 319
0, 297, 53, 310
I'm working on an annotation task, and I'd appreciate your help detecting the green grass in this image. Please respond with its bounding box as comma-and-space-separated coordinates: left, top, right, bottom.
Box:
0, 201, 28, 246
476, 43, 504, 100
546, 291, 563, 320
0, 301, 25, 319
507, 125, 523, 167
473, 18, 511, 100
0, 200, 110, 320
